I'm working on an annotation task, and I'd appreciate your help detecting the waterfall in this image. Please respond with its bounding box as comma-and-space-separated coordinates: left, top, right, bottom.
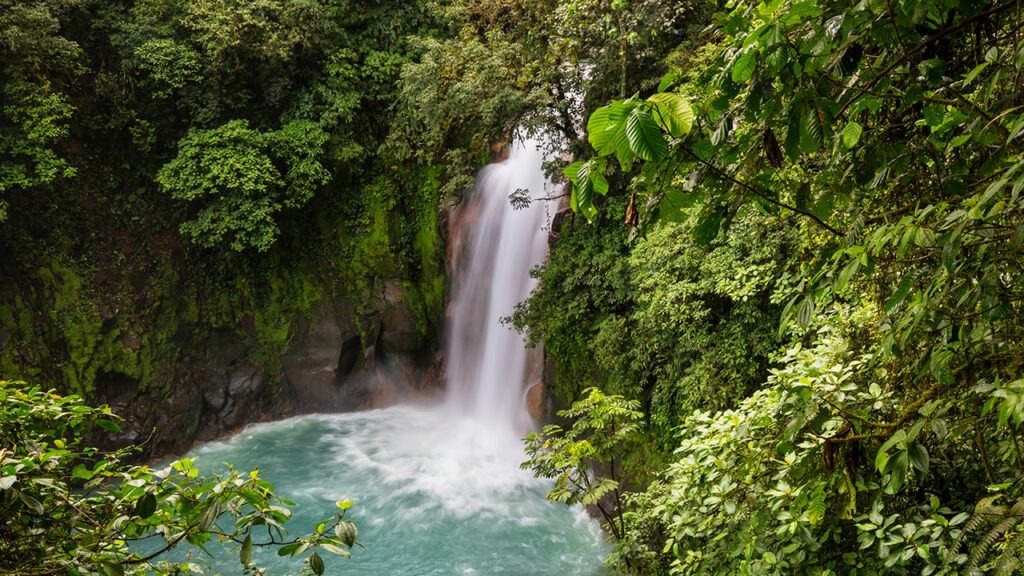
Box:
140, 137, 612, 575
445, 138, 554, 435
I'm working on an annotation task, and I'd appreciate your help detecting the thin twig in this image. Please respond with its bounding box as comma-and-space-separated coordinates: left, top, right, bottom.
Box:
837, 1, 1016, 119
680, 145, 844, 236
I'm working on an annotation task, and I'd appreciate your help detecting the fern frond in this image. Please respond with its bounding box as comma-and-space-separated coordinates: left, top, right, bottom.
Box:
994, 528, 1024, 576
952, 495, 1005, 558
966, 498, 1024, 572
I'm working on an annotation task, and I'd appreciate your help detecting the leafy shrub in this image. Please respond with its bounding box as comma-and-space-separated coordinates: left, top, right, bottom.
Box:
0, 380, 356, 575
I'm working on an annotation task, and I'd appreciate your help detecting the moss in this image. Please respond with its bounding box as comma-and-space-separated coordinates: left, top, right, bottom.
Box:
0, 158, 450, 406
248, 265, 324, 370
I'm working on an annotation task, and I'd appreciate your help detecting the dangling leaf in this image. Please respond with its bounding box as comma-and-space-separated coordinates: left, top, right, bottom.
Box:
841, 121, 863, 149
929, 346, 955, 385
626, 108, 667, 161
335, 520, 358, 547
134, 493, 157, 519
763, 128, 784, 167
240, 535, 253, 566
883, 451, 909, 494
309, 551, 325, 576
625, 193, 639, 227
800, 105, 825, 154
646, 93, 694, 138
908, 444, 929, 474
797, 296, 816, 327
570, 159, 604, 222
731, 49, 757, 83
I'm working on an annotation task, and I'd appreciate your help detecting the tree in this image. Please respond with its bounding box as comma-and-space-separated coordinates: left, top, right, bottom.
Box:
0, 0, 83, 221
156, 119, 330, 252
0, 380, 357, 575
522, 387, 644, 542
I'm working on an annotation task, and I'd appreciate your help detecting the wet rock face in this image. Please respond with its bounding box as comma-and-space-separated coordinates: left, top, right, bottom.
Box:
283, 295, 358, 413
379, 280, 422, 353
92, 278, 444, 459
283, 282, 445, 414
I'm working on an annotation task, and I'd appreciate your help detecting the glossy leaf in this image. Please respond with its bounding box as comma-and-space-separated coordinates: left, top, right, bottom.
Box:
625, 108, 667, 161
731, 49, 756, 83
646, 93, 694, 138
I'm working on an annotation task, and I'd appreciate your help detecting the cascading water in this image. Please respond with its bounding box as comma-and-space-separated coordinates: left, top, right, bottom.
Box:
145, 138, 608, 575
446, 138, 554, 435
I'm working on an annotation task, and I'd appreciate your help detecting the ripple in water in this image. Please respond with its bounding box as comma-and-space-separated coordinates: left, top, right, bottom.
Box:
168, 404, 609, 575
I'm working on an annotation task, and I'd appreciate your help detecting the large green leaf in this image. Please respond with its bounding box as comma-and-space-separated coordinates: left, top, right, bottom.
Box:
588, 101, 633, 155
571, 160, 602, 222
646, 93, 694, 138
841, 121, 863, 148
929, 346, 955, 385
908, 444, 929, 474
625, 108, 667, 161
563, 161, 582, 183
731, 49, 757, 83
800, 105, 825, 154
240, 534, 253, 566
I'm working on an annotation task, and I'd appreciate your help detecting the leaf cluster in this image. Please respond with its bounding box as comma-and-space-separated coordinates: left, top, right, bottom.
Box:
0, 380, 357, 576
522, 387, 644, 541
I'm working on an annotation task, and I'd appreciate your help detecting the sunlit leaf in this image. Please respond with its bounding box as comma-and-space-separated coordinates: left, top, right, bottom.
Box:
841, 121, 863, 148
731, 49, 757, 83
646, 93, 694, 138
625, 108, 667, 161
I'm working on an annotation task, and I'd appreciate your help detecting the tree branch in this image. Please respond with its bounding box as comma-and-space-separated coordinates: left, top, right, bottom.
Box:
680, 145, 844, 236
837, 0, 1016, 119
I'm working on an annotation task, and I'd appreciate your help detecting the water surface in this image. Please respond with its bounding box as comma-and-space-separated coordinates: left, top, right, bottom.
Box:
172, 404, 609, 575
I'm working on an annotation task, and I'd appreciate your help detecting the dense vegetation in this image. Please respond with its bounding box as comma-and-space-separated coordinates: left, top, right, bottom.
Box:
471, 0, 1024, 574
0, 0, 449, 402
0, 2, 456, 572
0, 381, 357, 575
6, 0, 1024, 574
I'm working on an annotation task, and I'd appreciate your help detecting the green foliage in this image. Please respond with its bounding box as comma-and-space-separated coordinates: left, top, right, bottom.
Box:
599, 212, 790, 436
951, 496, 1024, 575
514, 207, 791, 449
0, 0, 83, 219
389, 32, 533, 199
564, 90, 692, 220
508, 0, 1024, 573
156, 119, 329, 252
523, 388, 645, 541
0, 381, 356, 575
615, 308, 965, 575
0, 0, 449, 429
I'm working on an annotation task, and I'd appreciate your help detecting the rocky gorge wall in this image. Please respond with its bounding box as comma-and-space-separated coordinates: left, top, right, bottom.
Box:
0, 203, 447, 459
37, 277, 446, 459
